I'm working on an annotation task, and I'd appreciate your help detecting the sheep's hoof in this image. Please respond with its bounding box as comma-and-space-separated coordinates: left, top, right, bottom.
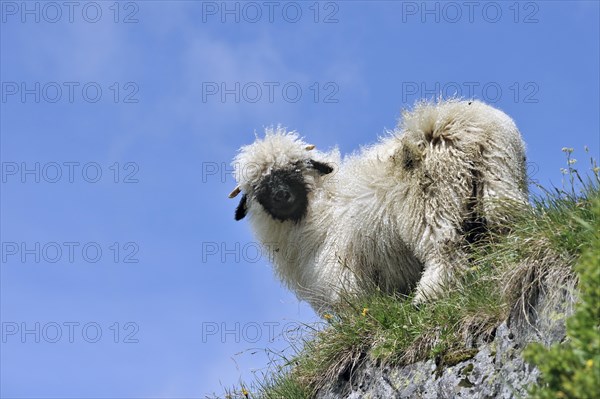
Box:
412, 291, 426, 306
412, 287, 439, 306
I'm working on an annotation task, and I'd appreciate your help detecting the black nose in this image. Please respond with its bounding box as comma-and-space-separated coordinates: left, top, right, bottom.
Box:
274, 189, 291, 203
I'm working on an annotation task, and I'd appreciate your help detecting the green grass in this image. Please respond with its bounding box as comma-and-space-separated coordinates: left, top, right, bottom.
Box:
523, 195, 600, 399
224, 149, 599, 399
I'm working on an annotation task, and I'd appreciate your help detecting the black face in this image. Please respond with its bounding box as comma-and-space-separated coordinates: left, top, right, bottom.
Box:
233, 159, 333, 222
254, 169, 309, 223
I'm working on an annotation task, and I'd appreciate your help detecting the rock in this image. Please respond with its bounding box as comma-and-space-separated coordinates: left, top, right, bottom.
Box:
316, 280, 575, 399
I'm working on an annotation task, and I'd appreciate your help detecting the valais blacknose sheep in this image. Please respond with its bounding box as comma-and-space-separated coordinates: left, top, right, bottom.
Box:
229, 100, 528, 313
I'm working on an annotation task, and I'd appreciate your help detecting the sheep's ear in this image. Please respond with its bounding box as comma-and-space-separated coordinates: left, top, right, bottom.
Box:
234, 194, 248, 221
309, 159, 334, 175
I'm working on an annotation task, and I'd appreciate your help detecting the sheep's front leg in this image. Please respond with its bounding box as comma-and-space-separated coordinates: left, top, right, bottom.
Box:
412, 241, 468, 305
412, 258, 450, 304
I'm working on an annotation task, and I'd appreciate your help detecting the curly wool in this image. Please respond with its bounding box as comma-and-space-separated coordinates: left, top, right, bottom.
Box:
230, 100, 528, 313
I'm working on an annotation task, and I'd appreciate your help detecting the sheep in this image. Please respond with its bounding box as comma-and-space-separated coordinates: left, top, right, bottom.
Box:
228, 128, 349, 311
229, 99, 528, 312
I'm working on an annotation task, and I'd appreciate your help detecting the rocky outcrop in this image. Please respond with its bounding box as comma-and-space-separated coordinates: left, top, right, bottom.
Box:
316, 283, 575, 399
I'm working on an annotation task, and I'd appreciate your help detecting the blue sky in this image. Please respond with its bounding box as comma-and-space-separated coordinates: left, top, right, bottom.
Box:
1, 1, 598, 397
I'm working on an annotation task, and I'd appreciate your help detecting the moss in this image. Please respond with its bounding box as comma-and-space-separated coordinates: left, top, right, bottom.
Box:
461, 363, 475, 376
458, 377, 475, 388
432, 349, 479, 378
443, 349, 479, 367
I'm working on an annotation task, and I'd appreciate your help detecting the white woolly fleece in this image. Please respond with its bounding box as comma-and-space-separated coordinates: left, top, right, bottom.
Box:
231, 100, 528, 312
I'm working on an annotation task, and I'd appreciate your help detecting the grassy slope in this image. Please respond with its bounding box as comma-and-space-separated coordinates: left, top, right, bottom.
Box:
220, 152, 599, 399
